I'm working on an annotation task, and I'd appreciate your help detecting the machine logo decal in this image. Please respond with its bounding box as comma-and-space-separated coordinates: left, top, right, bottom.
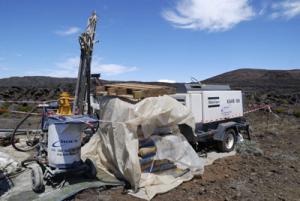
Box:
221, 106, 232, 116
52, 139, 78, 148
227, 98, 241, 104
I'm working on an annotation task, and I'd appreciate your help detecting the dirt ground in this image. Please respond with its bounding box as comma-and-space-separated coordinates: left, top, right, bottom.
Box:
72, 112, 300, 201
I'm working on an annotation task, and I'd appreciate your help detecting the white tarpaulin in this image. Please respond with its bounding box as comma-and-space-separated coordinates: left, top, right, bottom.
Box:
0, 152, 20, 176
81, 95, 205, 200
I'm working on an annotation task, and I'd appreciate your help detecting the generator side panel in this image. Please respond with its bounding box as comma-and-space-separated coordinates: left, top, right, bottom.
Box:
170, 93, 203, 123
202, 91, 243, 123
189, 93, 203, 123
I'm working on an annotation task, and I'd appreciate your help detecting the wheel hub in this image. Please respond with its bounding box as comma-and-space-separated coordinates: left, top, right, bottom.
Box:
225, 134, 234, 150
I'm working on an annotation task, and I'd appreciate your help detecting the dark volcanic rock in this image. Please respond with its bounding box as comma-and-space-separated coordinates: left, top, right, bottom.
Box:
0, 76, 77, 100
203, 68, 300, 90
0, 76, 76, 88
0, 68, 299, 107
201, 68, 300, 112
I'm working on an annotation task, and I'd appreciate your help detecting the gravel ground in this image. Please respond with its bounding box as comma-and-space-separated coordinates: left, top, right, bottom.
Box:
72, 113, 300, 201
1, 110, 299, 201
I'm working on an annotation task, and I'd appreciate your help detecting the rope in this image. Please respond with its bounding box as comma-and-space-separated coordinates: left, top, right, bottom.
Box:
244, 104, 272, 114
0, 109, 40, 115
0, 100, 57, 104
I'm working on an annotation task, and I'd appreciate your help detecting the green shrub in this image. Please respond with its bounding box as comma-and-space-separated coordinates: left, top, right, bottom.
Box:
274, 108, 285, 113
16, 104, 33, 112
293, 111, 300, 118
2, 113, 10, 118
280, 99, 289, 105
0, 102, 10, 116
1, 102, 10, 109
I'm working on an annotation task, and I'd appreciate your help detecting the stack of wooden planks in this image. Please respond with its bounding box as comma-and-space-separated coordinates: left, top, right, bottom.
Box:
96, 83, 176, 100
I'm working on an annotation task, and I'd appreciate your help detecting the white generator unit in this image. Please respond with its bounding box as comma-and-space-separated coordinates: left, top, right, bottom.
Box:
171, 83, 250, 152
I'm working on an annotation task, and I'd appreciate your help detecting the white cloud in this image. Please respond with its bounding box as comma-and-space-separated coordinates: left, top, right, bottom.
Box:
55, 57, 79, 70
158, 79, 176, 83
49, 56, 138, 77
93, 63, 138, 75
55, 27, 80, 36
162, 0, 255, 32
271, 0, 300, 19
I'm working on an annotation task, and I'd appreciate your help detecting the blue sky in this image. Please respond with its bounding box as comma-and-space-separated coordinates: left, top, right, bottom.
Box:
0, 0, 299, 82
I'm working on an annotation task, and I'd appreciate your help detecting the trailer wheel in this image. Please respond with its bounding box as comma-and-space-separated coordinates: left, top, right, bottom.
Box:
85, 158, 97, 179
31, 164, 45, 193
217, 128, 236, 152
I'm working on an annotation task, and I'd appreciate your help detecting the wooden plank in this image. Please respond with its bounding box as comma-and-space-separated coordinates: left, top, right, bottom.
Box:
133, 91, 144, 99
116, 83, 163, 89
107, 87, 116, 95
105, 84, 174, 92
100, 83, 176, 100
105, 83, 165, 90
115, 88, 127, 95
96, 85, 105, 92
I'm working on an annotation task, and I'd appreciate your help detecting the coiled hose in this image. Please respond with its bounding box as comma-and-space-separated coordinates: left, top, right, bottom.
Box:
11, 106, 39, 152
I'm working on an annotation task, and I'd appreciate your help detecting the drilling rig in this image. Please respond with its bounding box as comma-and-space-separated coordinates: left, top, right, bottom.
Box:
10, 12, 100, 193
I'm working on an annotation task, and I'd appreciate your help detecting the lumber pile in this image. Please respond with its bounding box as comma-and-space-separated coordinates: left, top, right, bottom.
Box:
139, 138, 176, 173
96, 83, 176, 100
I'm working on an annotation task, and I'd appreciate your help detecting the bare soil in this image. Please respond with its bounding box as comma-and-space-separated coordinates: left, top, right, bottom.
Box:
73, 113, 300, 201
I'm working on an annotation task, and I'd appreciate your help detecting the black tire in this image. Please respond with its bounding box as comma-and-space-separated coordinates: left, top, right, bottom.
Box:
85, 158, 97, 179
217, 128, 236, 152
31, 164, 45, 193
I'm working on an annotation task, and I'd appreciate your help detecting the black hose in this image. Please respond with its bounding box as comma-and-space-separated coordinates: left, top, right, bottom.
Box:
11, 106, 39, 152
21, 158, 42, 168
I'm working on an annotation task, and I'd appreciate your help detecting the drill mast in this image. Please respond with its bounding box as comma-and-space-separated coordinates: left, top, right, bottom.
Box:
73, 12, 97, 115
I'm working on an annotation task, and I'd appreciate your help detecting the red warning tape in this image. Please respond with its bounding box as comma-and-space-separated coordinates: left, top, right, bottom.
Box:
0, 109, 40, 116
244, 104, 271, 115
0, 100, 56, 104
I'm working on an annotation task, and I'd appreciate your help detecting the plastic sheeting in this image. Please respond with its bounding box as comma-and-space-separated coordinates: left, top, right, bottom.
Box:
131, 133, 204, 200
0, 152, 20, 176
0, 142, 123, 201
48, 115, 98, 125
0, 152, 17, 196
82, 95, 204, 199
152, 134, 203, 173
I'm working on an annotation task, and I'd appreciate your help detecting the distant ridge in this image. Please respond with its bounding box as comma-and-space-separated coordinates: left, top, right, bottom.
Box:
0, 68, 300, 89
202, 68, 300, 89
0, 76, 76, 88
